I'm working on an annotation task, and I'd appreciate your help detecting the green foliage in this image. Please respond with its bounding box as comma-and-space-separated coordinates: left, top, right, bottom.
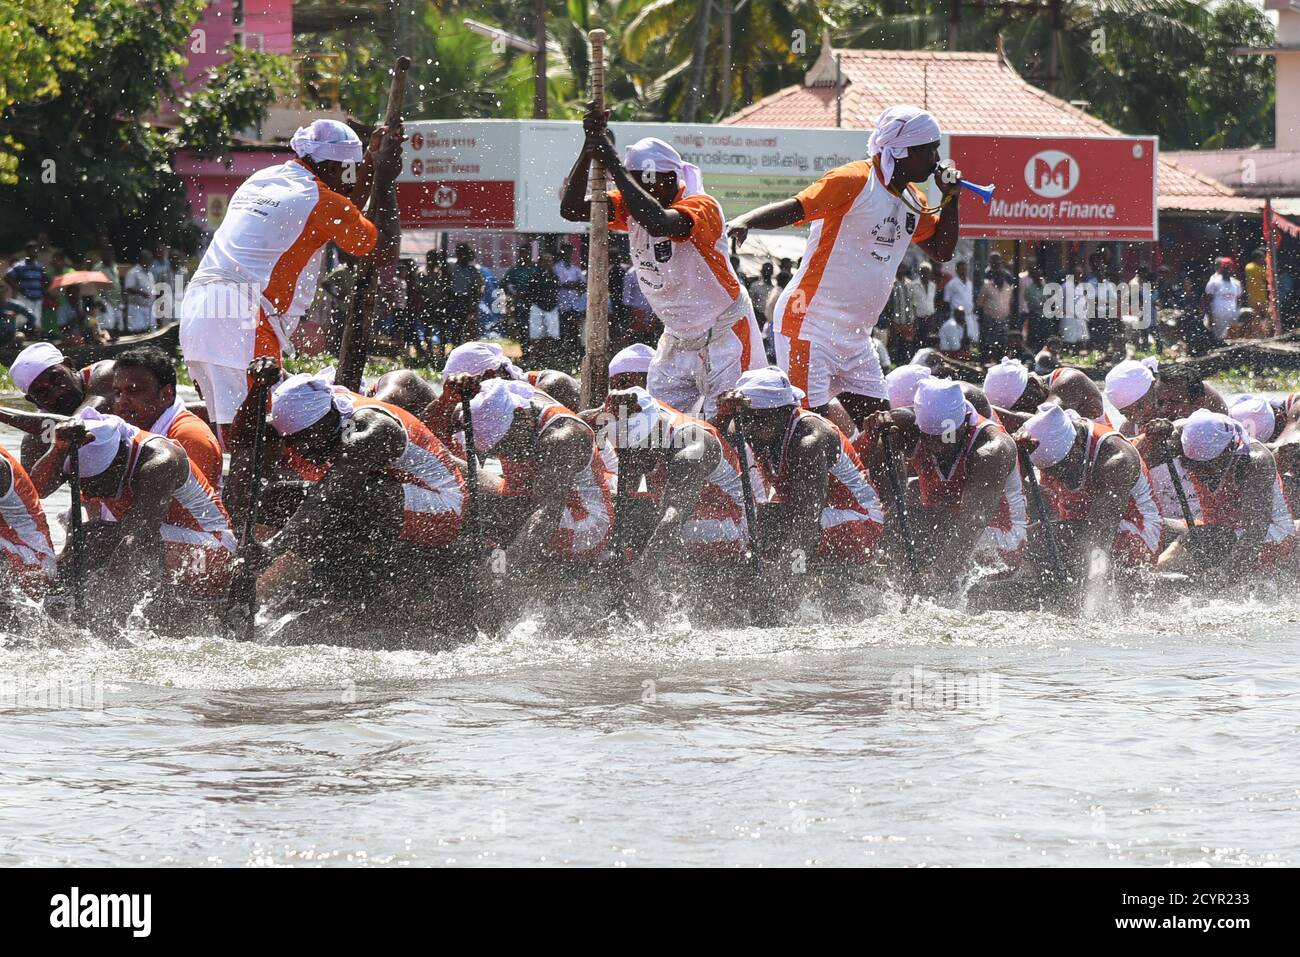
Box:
0, 0, 98, 184
170, 47, 296, 158
0, 0, 290, 258
833, 0, 1275, 151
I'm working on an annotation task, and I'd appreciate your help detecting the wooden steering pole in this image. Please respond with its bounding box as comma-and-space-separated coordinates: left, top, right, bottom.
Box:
580, 29, 610, 410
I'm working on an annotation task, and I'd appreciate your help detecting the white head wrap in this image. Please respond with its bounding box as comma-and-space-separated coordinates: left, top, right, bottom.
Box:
290, 119, 363, 164
1180, 408, 1247, 462
270, 366, 354, 436
1228, 394, 1277, 442
1023, 403, 1082, 469
624, 137, 703, 197
1103, 359, 1156, 410
983, 357, 1030, 409
469, 378, 534, 451
734, 367, 804, 409
9, 341, 65, 394
443, 341, 524, 380
65, 408, 135, 478
609, 343, 656, 378
885, 364, 932, 409
1141, 356, 1160, 376
914, 378, 971, 437
867, 105, 943, 183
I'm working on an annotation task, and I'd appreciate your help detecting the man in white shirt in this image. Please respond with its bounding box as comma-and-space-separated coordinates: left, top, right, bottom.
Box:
939, 312, 965, 354
943, 260, 975, 342
724, 105, 962, 427
123, 250, 158, 334
1204, 256, 1242, 341
911, 261, 937, 339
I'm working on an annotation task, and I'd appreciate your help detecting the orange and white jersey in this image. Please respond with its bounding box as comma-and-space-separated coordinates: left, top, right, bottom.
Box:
83, 431, 236, 594
756, 407, 885, 563
282, 393, 466, 548
0, 446, 56, 591
182, 159, 377, 367
498, 400, 615, 558
773, 159, 937, 348
622, 400, 749, 557
1149, 444, 1295, 568
1035, 421, 1163, 565
909, 409, 1028, 566
610, 187, 743, 340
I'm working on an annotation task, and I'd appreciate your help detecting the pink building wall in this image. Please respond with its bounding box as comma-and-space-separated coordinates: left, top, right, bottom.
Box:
181, 0, 294, 92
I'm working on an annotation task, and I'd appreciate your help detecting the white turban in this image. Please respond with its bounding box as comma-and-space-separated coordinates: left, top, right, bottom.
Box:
1103, 359, 1155, 410
1022, 403, 1082, 469
624, 137, 703, 197
867, 105, 943, 184
914, 378, 971, 436
290, 119, 363, 164
1180, 408, 1246, 462
65, 408, 135, 479
609, 342, 655, 377
983, 357, 1030, 409
270, 366, 353, 435
469, 378, 534, 451
1229, 394, 1277, 442
443, 341, 524, 380
9, 342, 65, 394
911, 347, 940, 368
734, 367, 804, 409
1141, 356, 1159, 376
885, 364, 932, 409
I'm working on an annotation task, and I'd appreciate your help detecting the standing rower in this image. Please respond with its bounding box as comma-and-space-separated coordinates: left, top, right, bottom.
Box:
0, 444, 56, 598
561, 118, 763, 416
726, 106, 961, 427
179, 119, 399, 444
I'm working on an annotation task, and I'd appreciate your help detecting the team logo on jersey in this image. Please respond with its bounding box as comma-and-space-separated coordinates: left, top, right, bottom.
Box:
653, 240, 673, 263
905, 212, 917, 234
871, 216, 901, 261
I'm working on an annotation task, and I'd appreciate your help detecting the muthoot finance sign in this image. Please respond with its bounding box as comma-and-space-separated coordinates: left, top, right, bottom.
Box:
950, 133, 1157, 241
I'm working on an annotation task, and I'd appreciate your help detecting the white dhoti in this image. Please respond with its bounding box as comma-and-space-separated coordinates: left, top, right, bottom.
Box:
647, 290, 761, 417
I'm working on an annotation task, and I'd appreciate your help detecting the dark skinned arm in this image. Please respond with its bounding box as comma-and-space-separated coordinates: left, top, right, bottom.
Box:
641, 428, 717, 556
506, 420, 592, 569
1233, 446, 1283, 564
262, 409, 406, 562
93, 445, 185, 583
725, 199, 805, 250
922, 431, 1016, 591
588, 136, 693, 239
778, 421, 838, 563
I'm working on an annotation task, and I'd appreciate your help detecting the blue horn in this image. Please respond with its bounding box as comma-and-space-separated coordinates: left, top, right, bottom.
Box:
960, 180, 996, 204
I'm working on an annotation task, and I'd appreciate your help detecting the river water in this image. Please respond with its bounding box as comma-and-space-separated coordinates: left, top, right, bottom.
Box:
3, 408, 1298, 867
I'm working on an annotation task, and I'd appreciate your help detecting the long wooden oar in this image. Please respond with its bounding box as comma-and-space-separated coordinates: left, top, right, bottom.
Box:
227, 379, 271, 640
67, 438, 84, 623
880, 429, 920, 592
731, 410, 762, 562
1019, 447, 1067, 589
1164, 453, 1201, 554
460, 393, 481, 548
337, 56, 411, 391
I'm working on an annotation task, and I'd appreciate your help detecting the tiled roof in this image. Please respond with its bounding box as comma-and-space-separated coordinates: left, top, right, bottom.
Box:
724, 49, 1252, 215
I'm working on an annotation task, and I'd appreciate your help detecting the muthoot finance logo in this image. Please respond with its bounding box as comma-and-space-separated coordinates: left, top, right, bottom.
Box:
434, 185, 457, 208
1025, 150, 1079, 198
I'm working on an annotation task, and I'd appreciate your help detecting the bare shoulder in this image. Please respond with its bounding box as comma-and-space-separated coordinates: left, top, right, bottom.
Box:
1096, 433, 1141, 484
85, 360, 116, 397
971, 425, 1015, 476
